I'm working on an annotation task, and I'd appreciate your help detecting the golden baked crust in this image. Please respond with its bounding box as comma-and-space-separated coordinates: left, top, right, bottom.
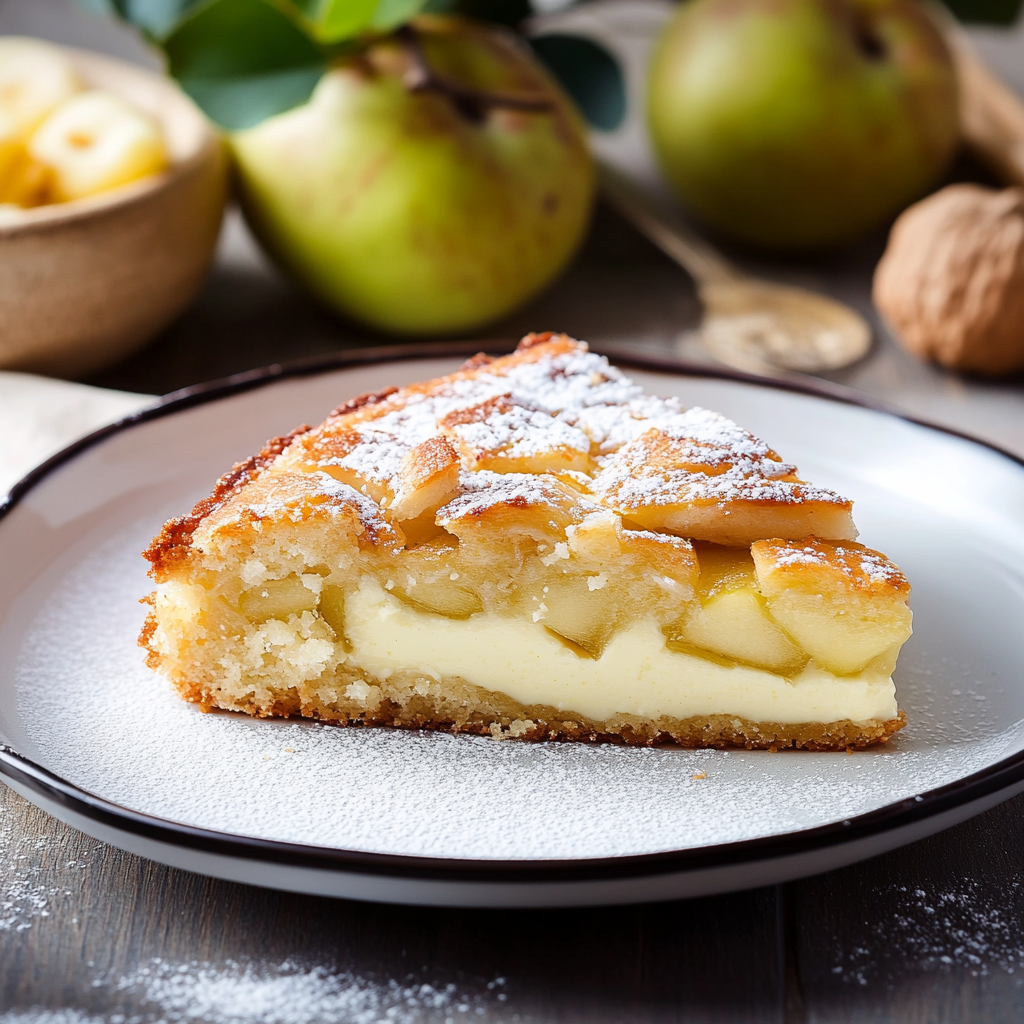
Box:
144, 332, 856, 579
143, 425, 313, 576
141, 333, 910, 750
751, 538, 911, 598
173, 670, 906, 751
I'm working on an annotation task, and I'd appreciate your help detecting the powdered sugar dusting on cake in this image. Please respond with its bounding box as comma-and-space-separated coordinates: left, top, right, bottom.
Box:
311, 474, 392, 523
223, 473, 391, 531
441, 397, 591, 464
317, 436, 408, 488
755, 539, 910, 593
663, 407, 785, 461
435, 470, 598, 526
268, 336, 851, 529
498, 347, 642, 414
589, 406, 848, 513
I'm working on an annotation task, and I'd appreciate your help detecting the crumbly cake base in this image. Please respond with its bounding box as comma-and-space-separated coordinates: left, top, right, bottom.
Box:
165, 659, 906, 752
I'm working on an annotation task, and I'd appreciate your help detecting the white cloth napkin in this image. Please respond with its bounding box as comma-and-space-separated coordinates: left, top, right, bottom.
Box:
0, 371, 156, 497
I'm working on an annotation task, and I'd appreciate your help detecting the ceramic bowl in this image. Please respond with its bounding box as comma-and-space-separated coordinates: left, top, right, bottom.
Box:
0, 46, 228, 378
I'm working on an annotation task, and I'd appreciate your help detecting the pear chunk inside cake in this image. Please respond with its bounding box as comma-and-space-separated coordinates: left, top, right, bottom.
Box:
141, 334, 910, 750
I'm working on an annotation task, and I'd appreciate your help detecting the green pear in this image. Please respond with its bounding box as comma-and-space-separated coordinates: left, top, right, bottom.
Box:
230, 16, 594, 335
647, 0, 959, 251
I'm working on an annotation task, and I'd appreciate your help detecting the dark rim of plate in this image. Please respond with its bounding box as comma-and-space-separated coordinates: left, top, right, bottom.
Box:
2, 340, 1024, 886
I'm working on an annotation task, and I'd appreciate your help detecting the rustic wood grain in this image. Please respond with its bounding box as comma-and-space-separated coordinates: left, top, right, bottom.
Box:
791, 793, 1024, 1023
7, 779, 1024, 1021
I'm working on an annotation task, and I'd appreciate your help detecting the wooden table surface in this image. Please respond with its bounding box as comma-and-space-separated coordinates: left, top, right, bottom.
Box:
3, 2, 1024, 1021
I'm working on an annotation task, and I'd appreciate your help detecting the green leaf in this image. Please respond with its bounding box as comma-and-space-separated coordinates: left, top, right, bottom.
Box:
181, 66, 326, 128
371, 0, 429, 30
123, 0, 207, 37
282, 0, 320, 14
530, 34, 625, 132
74, 0, 128, 16
164, 0, 327, 129
287, 0, 430, 43
314, 0, 380, 40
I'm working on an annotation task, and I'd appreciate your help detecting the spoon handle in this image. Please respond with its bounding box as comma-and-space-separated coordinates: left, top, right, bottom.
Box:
597, 162, 738, 286
924, 3, 1024, 187
953, 37, 1024, 187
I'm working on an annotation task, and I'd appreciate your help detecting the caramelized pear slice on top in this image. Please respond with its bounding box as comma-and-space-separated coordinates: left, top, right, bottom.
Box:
751, 538, 912, 676
665, 543, 806, 674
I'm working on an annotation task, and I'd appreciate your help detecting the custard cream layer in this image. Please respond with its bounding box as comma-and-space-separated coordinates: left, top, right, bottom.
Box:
344, 580, 898, 725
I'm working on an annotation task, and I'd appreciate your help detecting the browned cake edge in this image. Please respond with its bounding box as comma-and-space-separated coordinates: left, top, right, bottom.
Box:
140, 340, 554, 580
142, 424, 313, 577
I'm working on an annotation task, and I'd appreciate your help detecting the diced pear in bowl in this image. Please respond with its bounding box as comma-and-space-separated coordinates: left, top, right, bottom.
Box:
0, 39, 227, 376
0, 37, 81, 137
29, 90, 169, 202
0, 37, 81, 207
0, 112, 49, 207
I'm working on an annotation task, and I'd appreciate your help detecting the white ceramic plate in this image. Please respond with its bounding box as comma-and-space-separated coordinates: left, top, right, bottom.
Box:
3, 350, 1024, 908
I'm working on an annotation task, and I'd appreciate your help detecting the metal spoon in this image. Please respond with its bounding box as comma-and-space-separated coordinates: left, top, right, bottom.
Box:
598, 164, 872, 375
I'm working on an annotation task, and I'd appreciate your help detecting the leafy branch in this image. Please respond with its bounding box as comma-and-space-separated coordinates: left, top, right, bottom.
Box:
79, 0, 624, 135
76, 0, 446, 131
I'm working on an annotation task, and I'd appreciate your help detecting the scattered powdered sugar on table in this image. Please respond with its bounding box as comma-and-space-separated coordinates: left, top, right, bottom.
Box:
0, 799, 91, 934
115, 960, 502, 1024
0, 959, 507, 1024
8, 506, 1023, 862
832, 879, 1024, 985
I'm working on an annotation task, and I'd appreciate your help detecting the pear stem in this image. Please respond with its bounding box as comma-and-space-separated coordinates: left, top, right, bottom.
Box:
395, 25, 552, 123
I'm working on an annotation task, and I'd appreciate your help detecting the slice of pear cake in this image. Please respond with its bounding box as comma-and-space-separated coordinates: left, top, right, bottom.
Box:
140, 334, 911, 750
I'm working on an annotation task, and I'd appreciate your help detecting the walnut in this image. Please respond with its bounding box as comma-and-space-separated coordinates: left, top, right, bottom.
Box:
873, 184, 1024, 375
